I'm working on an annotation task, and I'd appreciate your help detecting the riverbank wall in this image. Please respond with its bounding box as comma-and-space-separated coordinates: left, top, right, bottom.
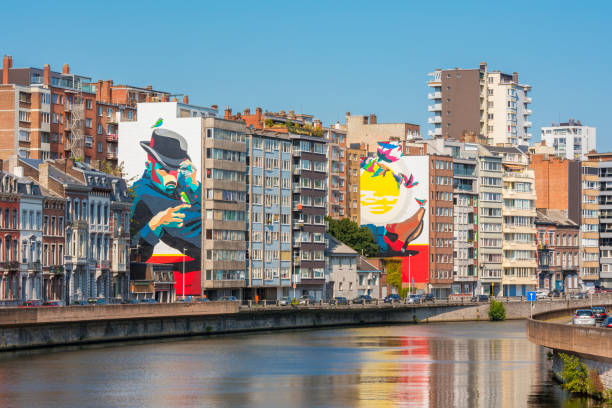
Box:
0, 298, 601, 351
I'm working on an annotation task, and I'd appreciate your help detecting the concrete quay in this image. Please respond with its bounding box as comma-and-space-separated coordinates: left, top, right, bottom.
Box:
0, 297, 605, 351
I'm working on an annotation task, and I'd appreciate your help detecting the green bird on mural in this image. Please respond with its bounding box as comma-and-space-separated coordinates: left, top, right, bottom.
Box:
151, 118, 164, 128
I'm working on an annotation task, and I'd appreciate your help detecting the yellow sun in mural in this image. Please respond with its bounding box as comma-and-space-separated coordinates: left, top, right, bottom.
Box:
360, 167, 400, 215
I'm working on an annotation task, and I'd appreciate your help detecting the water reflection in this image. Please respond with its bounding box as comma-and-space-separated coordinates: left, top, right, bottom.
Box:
0, 321, 591, 407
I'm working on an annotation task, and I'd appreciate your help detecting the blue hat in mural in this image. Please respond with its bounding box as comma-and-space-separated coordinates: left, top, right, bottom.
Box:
140, 129, 191, 171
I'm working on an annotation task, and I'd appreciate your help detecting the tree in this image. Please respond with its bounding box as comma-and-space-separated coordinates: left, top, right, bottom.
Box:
326, 217, 379, 257
488, 299, 506, 321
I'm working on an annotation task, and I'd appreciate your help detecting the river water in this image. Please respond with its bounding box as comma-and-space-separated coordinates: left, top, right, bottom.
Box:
0, 320, 599, 407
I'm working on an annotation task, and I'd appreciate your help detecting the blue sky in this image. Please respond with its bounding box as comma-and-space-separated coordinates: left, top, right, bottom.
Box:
2, 1, 610, 149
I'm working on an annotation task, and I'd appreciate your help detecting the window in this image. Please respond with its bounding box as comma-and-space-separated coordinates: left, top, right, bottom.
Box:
97, 142, 102, 153
86, 118, 92, 128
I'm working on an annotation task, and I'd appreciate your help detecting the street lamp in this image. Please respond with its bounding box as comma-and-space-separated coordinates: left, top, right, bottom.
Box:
182, 247, 186, 300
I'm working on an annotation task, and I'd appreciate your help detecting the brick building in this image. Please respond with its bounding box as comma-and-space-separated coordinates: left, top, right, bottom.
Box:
535, 209, 580, 292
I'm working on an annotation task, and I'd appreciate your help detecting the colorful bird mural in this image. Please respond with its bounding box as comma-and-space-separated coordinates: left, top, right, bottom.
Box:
151, 118, 164, 129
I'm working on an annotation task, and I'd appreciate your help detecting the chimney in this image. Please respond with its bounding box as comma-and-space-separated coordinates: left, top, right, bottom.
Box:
146, 85, 153, 90
161, 94, 168, 102
43, 64, 51, 86
479, 62, 487, 72
183, 95, 189, 104
171, 97, 177, 102
2, 55, 12, 84
369, 114, 377, 124
279, 110, 286, 117
346, 111, 351, 117
62, 64, 70, 74
100, 80, 113, 103
512, 72, 518, 83
255, 107, 262, 122
39, 163, 50, 190
224, 107, 232, 120
314, 119, 322, 129
244, 108, 250, 116
362, 116, 368, 124
211, 104, 218, 110
145, 94, 151, 102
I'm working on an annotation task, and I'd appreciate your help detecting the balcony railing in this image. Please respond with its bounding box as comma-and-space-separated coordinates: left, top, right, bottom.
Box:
428, 116, 442, 124
106, 133, 118, 143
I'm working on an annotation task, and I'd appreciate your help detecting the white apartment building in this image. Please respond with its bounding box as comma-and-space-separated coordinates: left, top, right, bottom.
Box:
427, 62, 532, 146
541, 119, 596, 161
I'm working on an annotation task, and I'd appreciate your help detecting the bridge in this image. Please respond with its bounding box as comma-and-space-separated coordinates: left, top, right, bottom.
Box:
0, 296, 610, 351
526, 297, 612, 389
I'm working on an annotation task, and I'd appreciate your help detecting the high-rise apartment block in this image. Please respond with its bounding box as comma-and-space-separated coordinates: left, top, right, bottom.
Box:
427, 62, 532, 146
541, 119, 596, 161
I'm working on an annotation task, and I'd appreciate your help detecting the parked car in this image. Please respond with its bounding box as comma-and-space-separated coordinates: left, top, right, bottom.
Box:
592, 306, 608, 324
384, 294, 401, 304
72, 300, 88, 306
194, 297, 209, 302
298, 295, 315, 305
572, 292, 589, 300
572, 309, 596, 326
279, 296, 291, 306
471, 295, 489, 303
535, 290, 549, 300
423, 294, 435, 302
333, 296, 349, 305
20, 300, 42, 307
139, 298, 157, 304
352, 295, 374, 304
406, 294, 422, 304
42, 300, 62, 307
121, 299, 139, 304
602, 316, 612, 328
87, 298, 108, 305
219, 296, 238, 302
548, 289, 562, 298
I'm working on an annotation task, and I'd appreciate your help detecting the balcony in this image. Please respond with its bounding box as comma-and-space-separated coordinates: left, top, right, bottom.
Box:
524, 121, 532, 128
428, 104, 442, 112
64, 103, 72, 112
107, 115, 118, 124
428, 92, 442, 100
106, 152, 118, 160
428, 128, 442, 137
524, 109, 533, 116
428, 116, 442, 124
106, 133, 118, 143
524, 97, 532, 104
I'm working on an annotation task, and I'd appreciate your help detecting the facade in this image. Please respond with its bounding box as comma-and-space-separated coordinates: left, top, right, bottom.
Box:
357, 257, 382, 298
291, 132, 328, 300
581, 156, 601, 289
541, 119, 596, 161
246, 129, 291, 301
0, 173, 22, 303
427, 154, 454, 298
41, 188, 66, 301
476, 149, 504, 296
346, 143, 366, 224
535, 210, 580, 292
529, 154, 581, 223
326, 234, 358, 299
326, 127, 347, 219
486, 146, 538, 296
427, 62, 532, 146
343, 113, 420, 152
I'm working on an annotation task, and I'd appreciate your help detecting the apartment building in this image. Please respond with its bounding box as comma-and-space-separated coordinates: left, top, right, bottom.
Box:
581, 155, 601, 289
424, 138, 480, 297
529, 154, 581, 223
291, 132, 328, 300
346, 143, 366, 224
535, 210, 580, 292
486, 146, 538, 296
326, 234, 359, 299
245, 129, 292, 300
41, 188, 66, 301
0, 173, 21, 302
427, 62, 532, 146
476, 149, 504, 296
428, 154, 454, 298
541, 119, 596, 161
326, 127, 347, 219
586, 152, 612, 288
203, 117, 248, 300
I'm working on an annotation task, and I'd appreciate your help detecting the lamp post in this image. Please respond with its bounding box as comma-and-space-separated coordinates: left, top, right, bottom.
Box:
182, 247, 186, 300
408, 253, 412, 295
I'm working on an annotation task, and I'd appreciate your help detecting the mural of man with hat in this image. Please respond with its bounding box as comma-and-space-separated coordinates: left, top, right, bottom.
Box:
130, 128, 202, 295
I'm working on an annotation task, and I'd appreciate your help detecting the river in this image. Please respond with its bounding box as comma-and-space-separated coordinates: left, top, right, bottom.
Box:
0, 320, 598, 407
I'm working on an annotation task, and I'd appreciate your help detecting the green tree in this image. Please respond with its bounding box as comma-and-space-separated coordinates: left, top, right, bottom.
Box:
326, 217, 379, 257
560, 353, 589, 394
488, 299, 506, 321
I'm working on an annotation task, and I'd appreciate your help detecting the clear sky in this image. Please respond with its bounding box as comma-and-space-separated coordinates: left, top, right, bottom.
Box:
2, 1, 610, 149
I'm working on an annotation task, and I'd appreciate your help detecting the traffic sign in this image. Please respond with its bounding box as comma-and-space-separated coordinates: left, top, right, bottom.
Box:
527, 291, 536, 302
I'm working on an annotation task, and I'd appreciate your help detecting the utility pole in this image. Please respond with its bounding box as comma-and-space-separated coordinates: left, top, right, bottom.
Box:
182, 248, 186, 300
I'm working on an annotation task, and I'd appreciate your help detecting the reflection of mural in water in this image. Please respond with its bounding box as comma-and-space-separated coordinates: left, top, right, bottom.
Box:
130, 127, 202, 296
360, 143, 429, 284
